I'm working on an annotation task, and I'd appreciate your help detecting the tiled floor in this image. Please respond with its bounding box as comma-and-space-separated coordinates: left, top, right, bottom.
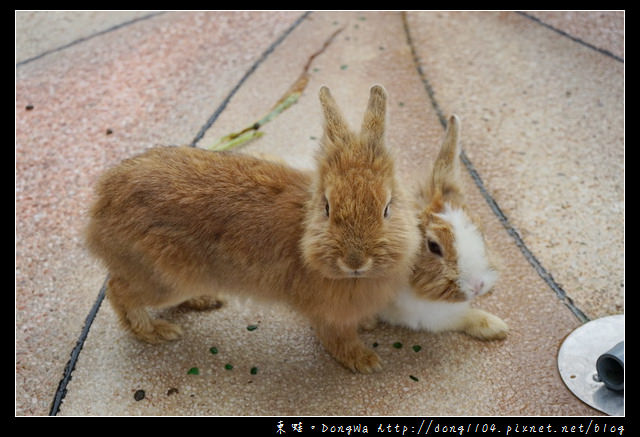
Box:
15, 11, 624, 416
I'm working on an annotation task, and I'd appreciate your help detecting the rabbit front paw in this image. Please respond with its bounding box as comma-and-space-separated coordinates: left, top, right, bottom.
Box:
342, 346, 383, 374
463, 309, 508, 341
131, 318, 184, 344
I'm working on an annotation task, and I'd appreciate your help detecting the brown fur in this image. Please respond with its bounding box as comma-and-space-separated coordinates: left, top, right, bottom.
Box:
412, 207, 464, 301
85, 85, 420, 373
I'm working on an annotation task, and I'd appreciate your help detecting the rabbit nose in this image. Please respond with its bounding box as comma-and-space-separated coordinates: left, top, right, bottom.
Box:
338, 251, 373, 276
345, 250, 365, 269
471, 280, 485, 296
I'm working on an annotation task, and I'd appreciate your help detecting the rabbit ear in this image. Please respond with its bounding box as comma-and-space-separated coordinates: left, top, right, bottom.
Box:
360, 85, 387, 155
319, 86, 355, 146
423, 115, 465, 209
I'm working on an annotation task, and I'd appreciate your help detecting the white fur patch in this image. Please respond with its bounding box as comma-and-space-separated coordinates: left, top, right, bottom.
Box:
380, 286, 470, 332
436, 204, 497, 299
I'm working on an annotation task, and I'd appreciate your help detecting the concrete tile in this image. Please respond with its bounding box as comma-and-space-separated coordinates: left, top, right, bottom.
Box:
16, 10, 303, 415
405, 11, 624, 321
16, 11, 155, 64
525, 11, 624, 60
198, 12, 445, 181
54, 11, 598, 415
59, 177, 597, 415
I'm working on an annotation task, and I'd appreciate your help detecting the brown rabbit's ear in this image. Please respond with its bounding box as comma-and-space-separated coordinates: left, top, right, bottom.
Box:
360, 85, 387, 155
422, 115, 465, 208
319, 86, 356, 146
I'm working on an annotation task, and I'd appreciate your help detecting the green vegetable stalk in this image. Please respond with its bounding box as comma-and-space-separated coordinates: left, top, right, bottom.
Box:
207, 27, 343, 152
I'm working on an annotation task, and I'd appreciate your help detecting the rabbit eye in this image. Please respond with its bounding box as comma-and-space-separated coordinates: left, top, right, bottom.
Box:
383, 201, 391, 219
324, 197, 330, 217
427, 240, 443, 257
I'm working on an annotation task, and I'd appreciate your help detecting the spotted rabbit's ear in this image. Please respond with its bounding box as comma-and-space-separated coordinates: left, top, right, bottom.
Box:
421, 115, 465, 211
360, 85, 387, 157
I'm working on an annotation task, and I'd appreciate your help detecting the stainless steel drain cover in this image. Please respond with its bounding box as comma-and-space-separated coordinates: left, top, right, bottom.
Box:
557, 314, 624, 416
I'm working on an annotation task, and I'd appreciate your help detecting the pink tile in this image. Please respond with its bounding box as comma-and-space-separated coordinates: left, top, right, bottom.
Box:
405, 11, 624, 321
53, 11, 601, 416
16, 11, 303, 415
17, 10, 621, 416
525, 11, 624, 60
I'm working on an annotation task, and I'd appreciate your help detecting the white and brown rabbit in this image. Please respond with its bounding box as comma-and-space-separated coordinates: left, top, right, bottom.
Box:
379, 115, 508, 340
85, 85, 420, 373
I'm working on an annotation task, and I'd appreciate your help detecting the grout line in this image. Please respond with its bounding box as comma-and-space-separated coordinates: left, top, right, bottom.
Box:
401, 11, 590, 324
516, 11, 624, 63
47, 12, 310, 415
49, 277, 107, 416
16, 12, 166, 67
190, 11, 311, 147
458, 153, 590, 324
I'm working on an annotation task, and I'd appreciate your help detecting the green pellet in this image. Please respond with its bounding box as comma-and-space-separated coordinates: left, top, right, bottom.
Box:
187, 367, 199, 375
225, 364, 233, 370
410, 375, 419, 382
412, 345, 422, 353
393, 342, 403, 349
209, 347, 218, 354
247, 325, 258, 331
250, 367, 258, 375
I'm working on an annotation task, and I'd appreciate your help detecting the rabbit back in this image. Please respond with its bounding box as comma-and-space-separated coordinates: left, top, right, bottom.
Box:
86, 146, 312, 301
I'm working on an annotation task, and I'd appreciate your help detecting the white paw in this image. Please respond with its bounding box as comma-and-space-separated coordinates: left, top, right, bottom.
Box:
464, 310, 508, 340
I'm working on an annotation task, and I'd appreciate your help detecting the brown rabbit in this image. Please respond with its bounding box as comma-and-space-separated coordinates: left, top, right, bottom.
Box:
379, 115, 508, 340
85, 85, 420, 373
